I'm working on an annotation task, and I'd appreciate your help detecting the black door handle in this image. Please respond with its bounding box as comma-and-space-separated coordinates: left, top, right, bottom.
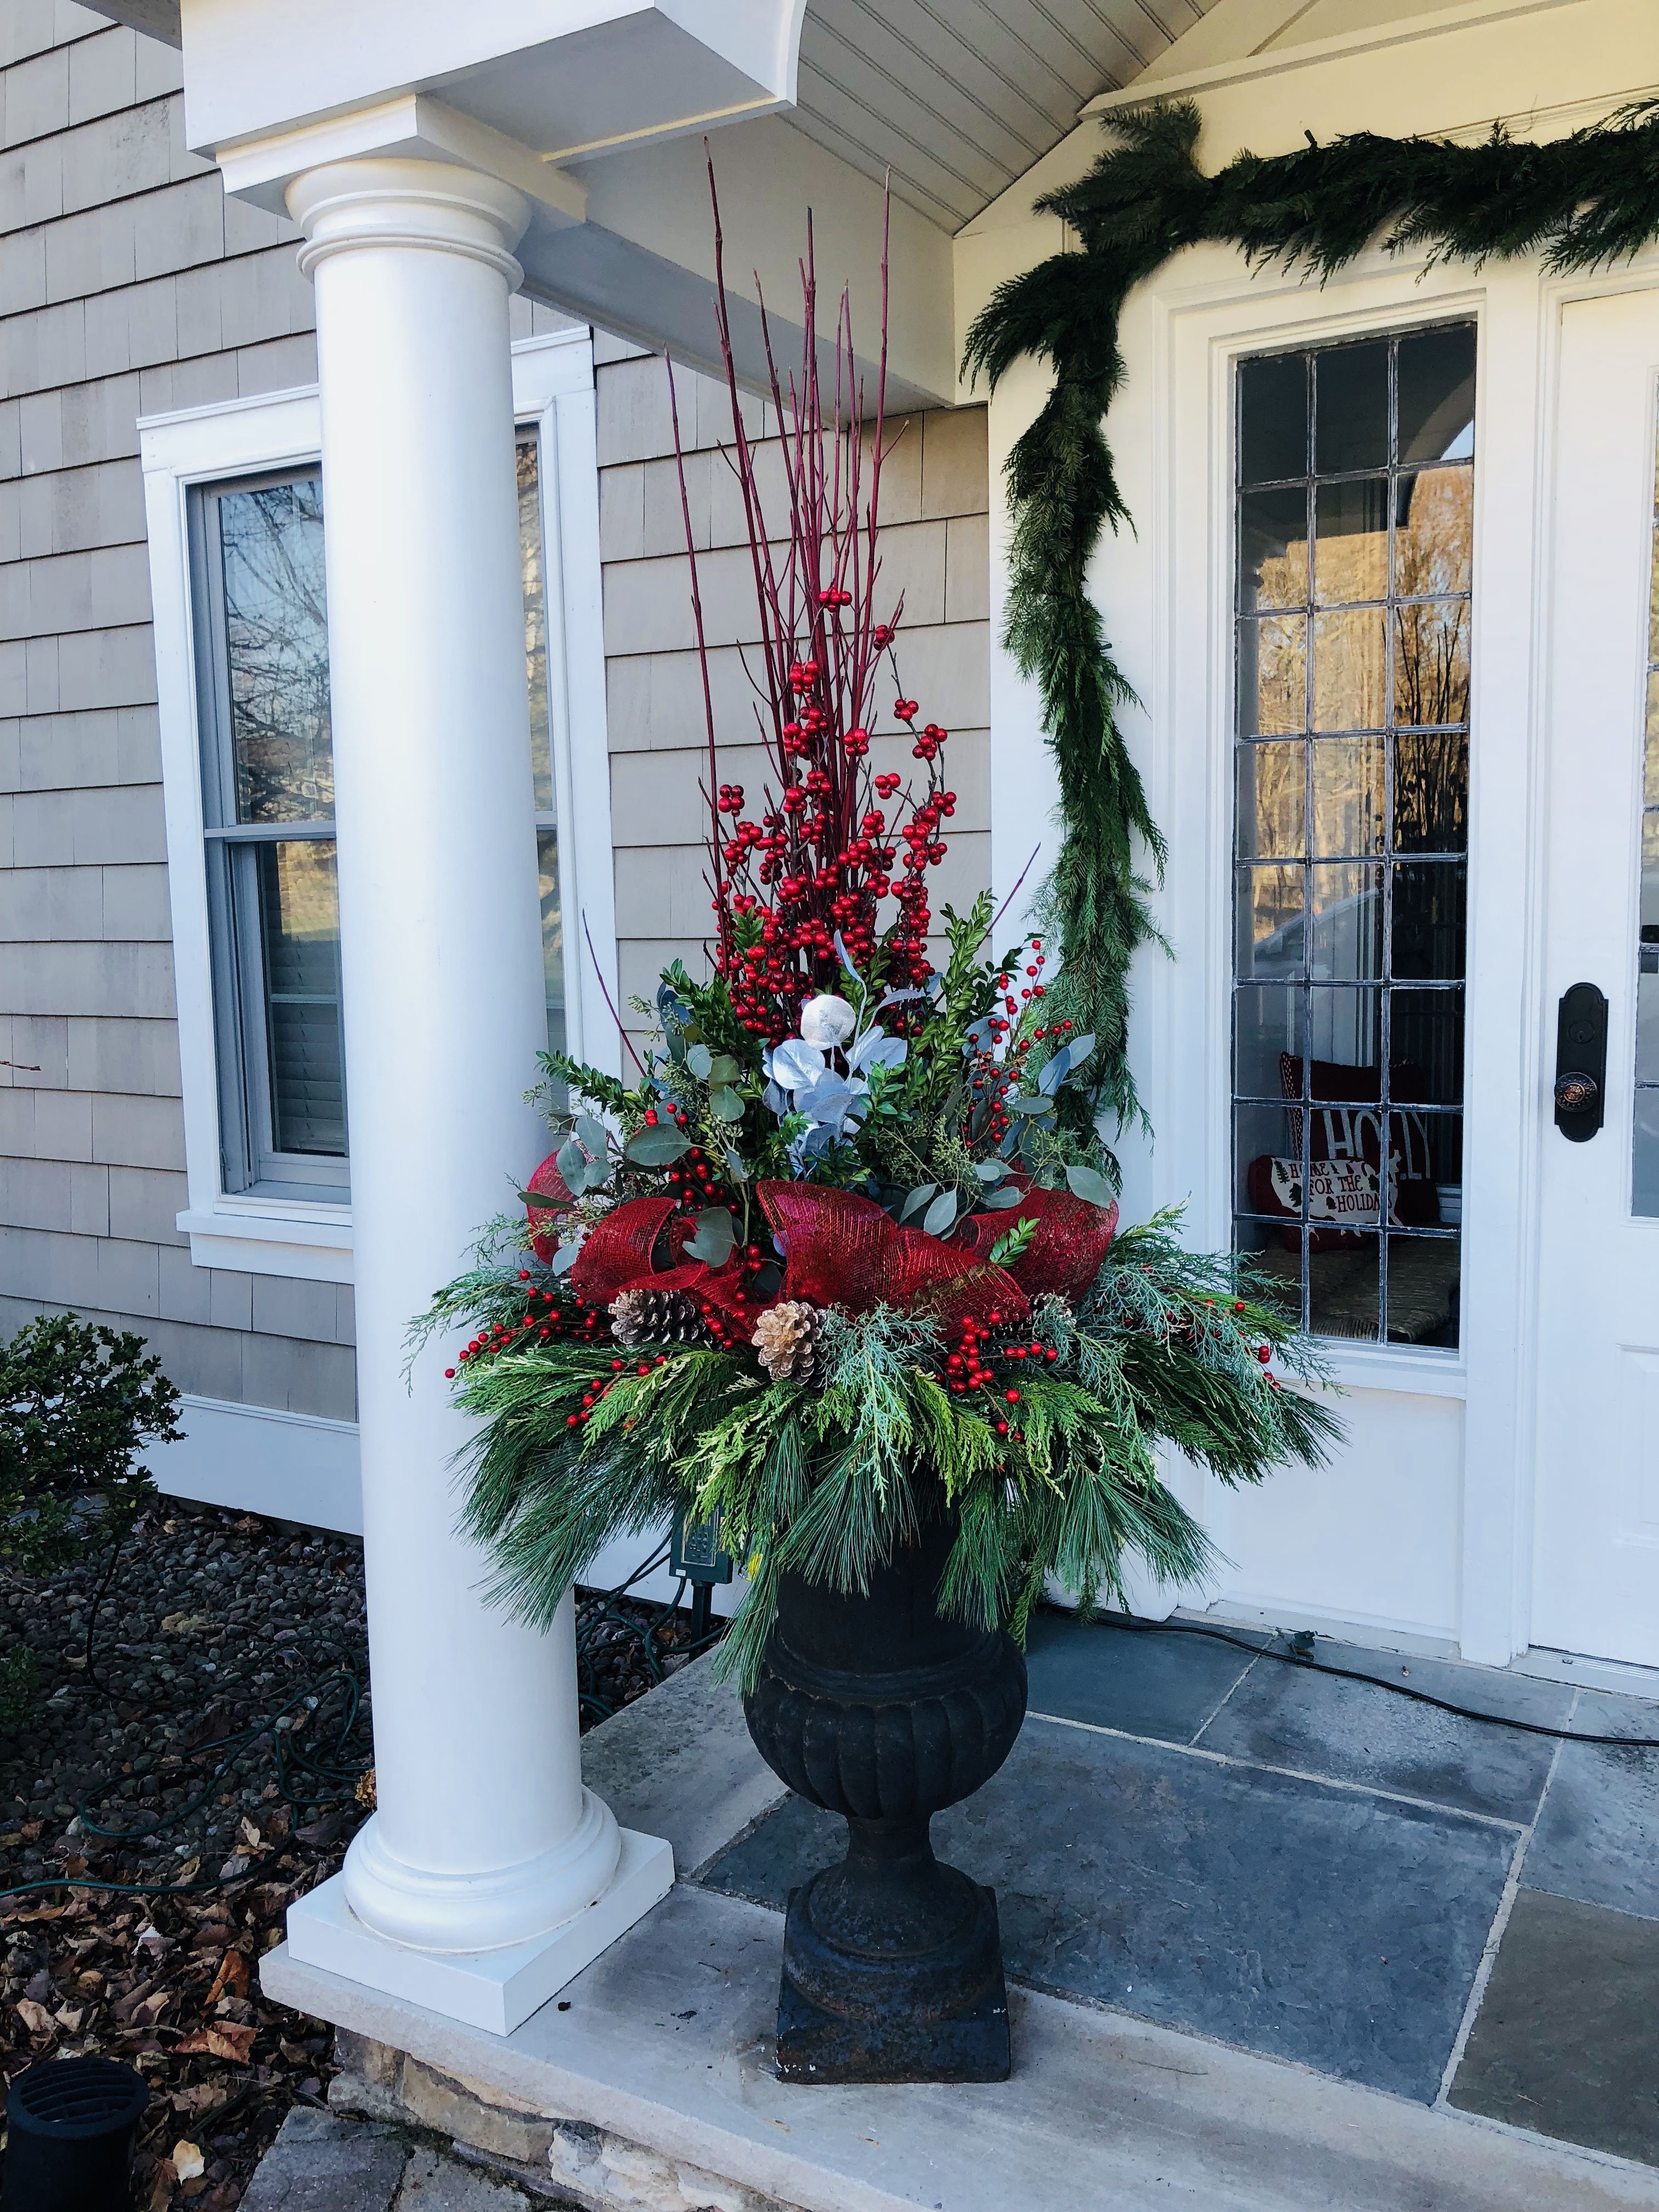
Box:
1554, 983, 1607, 1142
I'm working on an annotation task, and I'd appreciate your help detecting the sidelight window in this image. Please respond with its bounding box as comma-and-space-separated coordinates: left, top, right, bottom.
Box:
1232, 325, 1474, 1346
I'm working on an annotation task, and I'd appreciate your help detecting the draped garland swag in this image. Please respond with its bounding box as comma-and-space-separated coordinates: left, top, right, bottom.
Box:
963, 96, 1659, 1138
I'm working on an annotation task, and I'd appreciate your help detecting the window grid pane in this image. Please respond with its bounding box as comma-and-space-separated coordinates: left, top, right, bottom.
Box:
1233, 326, 1472, 1346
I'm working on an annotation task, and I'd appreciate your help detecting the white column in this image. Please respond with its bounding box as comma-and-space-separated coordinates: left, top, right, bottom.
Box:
280, 157, 670, 2034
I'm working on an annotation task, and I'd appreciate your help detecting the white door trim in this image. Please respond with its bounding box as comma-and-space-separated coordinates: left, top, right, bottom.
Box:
987, 236, 1659, 1659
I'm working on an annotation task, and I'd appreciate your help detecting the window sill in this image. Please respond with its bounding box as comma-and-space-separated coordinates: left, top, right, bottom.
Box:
1311, 1340, 1466, 1400
177, 1203, 353, 1285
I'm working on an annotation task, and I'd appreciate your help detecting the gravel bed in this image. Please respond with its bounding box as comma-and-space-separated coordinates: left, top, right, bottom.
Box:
0, 1502, 715, 2207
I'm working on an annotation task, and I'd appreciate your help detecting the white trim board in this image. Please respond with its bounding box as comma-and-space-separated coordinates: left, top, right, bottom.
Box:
143, 1398, 743, 1618
144, 1393, 364, 1535
138, 326, 617, 1283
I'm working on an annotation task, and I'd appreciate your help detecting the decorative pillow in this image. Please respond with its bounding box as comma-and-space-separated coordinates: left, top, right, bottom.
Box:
1279, 1055, 1442, 1227
1246, 1153, 1383, 1251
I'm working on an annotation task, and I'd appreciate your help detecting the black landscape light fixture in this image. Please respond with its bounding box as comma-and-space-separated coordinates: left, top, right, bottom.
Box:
3, 2055, 149, 2211
670, 1507, 732, 1643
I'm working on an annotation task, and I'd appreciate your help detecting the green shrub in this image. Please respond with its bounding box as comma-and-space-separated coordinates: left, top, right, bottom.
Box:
1, 1313, 182, 1578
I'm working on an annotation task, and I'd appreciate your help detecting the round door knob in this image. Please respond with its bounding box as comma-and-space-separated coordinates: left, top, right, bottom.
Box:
1554, 1070, 1599, 1114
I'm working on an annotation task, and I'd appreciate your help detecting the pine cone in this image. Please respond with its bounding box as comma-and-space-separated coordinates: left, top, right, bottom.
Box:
752, 1300, 826, 1384
611, 1286, 708, 1348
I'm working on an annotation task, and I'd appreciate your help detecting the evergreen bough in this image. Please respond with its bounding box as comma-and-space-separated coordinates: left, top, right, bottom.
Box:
964, 95, 1659, 1136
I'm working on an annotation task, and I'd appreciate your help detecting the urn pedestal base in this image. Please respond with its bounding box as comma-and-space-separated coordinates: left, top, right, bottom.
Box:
776, 1871, 1011, 2085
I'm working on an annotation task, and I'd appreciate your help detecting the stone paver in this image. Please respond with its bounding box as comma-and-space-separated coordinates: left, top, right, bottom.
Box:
395, 2145, 543, 2207
239, 2108, 410, 2212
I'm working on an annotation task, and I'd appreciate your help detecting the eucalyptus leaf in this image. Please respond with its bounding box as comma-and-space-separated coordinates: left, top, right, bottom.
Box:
1065, 1033, 1096, 1068
684, 1043, 713, 1080
974, 1160, 1011, 1183
707, 1054, 743, 1086
981, 1184, 1025, 1211
709, 1086, 746, 1123
899, 1182, 938, 1223
1036, 1047, 1072, 1096
1006, 1094, 1055, 1117
723, 1147, 749, 1183
922, 1189, 958, 1238
574, 1113, 610, 1159
623, 1125, 690, 1166
1065, 1163, 1118, 1210
516, 1188, 558, 1210
549, 1239, 583, 1276
685, 1208, 736, 1265
555, 1137, 586, 1188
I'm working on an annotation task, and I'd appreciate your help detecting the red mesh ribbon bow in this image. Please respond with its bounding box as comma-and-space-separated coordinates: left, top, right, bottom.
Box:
757, 1181, 1029, 1328
952, 1180, 1118, 1302
525, 1152, 574, 1265
565, 1194, 758, 1325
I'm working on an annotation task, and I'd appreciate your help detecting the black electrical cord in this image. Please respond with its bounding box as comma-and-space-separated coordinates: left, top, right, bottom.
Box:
1107, 1612, 1659, 1749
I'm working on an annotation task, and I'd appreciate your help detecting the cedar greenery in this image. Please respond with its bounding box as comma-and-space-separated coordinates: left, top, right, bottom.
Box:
964, 94, 1659, 1138
433, 1210, 1339, 1689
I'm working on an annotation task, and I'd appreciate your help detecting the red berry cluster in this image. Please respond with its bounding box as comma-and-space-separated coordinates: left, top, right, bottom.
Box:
443, 1274, 610, 1377
567, 1353, 670, 1431
932, 1310, 1062, 1438
711, 618, 958, 1041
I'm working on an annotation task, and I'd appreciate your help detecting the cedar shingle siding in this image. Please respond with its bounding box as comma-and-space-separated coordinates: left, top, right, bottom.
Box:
0, 2, 992, 1432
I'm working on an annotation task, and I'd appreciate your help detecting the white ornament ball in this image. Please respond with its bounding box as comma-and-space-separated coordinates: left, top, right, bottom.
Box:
799, 992, 857, 1047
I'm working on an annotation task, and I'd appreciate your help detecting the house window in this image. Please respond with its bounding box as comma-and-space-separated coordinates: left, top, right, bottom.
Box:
1232, 325, 1474, 1346
1637, 408, 1659, 1216
191, 439, 565, 1203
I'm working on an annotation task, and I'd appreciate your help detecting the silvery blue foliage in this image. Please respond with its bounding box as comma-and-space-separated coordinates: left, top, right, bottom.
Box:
764, 1008, 909, 1175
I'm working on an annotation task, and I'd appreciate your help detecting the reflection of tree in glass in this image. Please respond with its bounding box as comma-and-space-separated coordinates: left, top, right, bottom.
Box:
1391, 469, 1471, 732
221, 481, 332, 825
1254, 614, 1305, 736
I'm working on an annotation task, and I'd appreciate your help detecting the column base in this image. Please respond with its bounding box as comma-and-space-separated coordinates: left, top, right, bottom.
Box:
286, 1829, 674, 2034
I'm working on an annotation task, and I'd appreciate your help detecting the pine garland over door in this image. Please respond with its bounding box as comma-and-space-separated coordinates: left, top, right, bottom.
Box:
964, 97, 1659, 1143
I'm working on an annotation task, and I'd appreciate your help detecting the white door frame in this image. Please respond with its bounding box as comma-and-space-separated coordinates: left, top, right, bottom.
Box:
990, 238, 1659, 1663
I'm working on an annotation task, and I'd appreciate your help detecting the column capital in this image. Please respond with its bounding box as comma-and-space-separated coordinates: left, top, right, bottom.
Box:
287, 157, 531, 286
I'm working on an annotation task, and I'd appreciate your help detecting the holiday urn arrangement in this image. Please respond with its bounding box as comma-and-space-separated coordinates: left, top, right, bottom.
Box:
416, 185, 1340, 2084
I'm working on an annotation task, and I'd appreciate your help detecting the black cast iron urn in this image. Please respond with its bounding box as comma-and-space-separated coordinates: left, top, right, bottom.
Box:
743, 1513, 1027, 2084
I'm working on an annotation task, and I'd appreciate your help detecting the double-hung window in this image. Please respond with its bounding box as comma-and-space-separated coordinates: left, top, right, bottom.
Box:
188, 437, 567, 1207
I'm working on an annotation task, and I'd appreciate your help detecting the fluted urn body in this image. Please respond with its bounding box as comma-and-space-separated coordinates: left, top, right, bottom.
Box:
743, 1514, 1027, 2083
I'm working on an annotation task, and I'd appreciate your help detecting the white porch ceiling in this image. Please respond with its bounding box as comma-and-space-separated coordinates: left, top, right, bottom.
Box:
792, 0, 1211, 228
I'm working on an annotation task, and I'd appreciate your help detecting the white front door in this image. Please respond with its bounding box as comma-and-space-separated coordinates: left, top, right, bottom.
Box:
1531, 285, 1659, 1667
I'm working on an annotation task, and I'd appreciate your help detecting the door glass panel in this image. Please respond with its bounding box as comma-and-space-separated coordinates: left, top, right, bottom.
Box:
1635, 407, 1659, 1214
1234, 328, 1472, 1344
1314, 478, 1389, 605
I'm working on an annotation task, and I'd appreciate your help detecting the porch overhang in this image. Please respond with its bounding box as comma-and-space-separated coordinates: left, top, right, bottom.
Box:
170, 0, 956, 407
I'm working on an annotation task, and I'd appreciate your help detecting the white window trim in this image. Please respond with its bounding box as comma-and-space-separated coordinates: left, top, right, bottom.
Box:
140, 326, 616, 1284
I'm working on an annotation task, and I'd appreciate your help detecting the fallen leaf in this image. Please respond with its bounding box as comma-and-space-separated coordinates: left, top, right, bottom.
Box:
15, 1999, 54, 2035
134, 1992, 172, 2027
53, 2003, 85, 2032
173, 2141, 206, 2182
160, 1613, 213, 1636
146, 2159, 176, 2210
205, 1949, 250, 2006
239, 1816, 263, 1850
175, 2022, 256, 2062
174, 1857, 201, 1884
20, 1820, 42, 1842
